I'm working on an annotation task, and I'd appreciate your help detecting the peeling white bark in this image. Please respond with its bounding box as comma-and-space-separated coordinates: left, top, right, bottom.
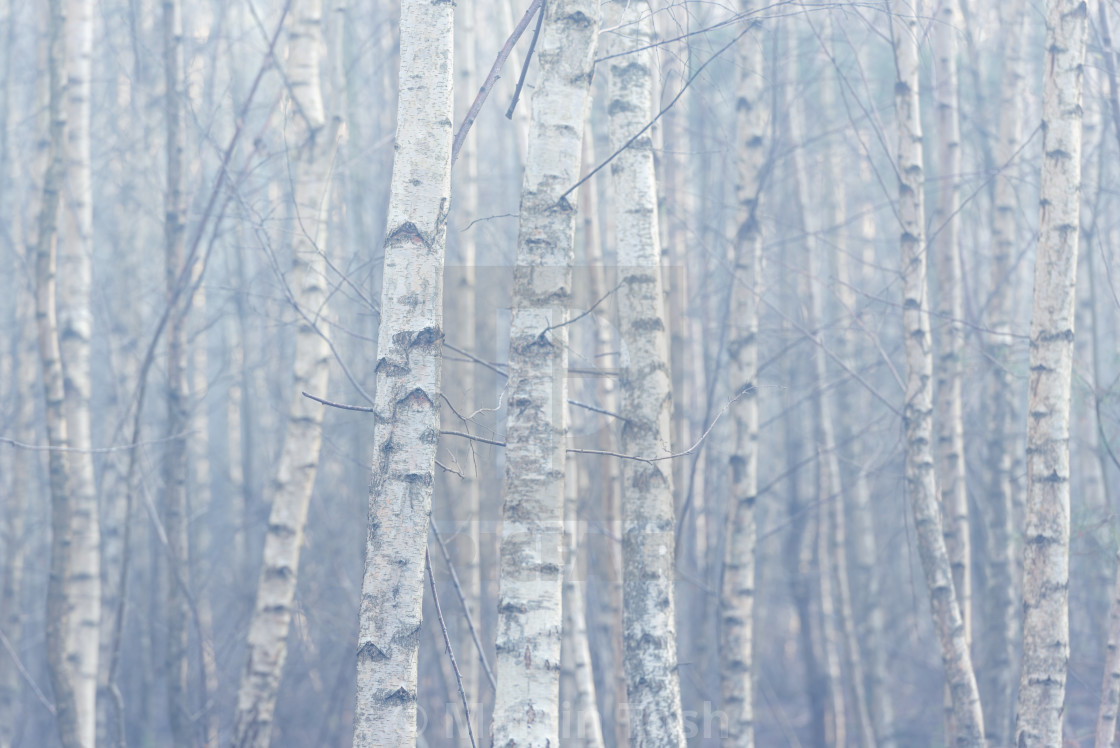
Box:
1014, 1, 1087, 745
352, 0, 453, 744
491, 2, 599, 746
603, 3, 686, 745
892, 3, 985, 744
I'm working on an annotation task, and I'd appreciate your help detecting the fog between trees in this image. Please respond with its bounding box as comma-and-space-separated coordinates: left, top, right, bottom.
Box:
1, 0, 1118, 746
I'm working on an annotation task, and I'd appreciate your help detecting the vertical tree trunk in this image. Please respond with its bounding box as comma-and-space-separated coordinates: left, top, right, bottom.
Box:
982, 2, 1027, 744
59, 1, 99, 743
233, 0, 339, 744
602, 3, 686, 744
1014, 1, 1087, 745
35, 1, 80, 743
159, 3, 192, 745
351, 0, 453, 743
580, 124, 628, 748
788, 73, 847, 748
931, 0, 970, 652
720, 3, 765, 744
563, 435, 606, 748
840, 45, 898, 748
0, 2, 28, 740
491, 2, 599, 745
892, 2, 985, 744
449, 0, 481, 713
1096, 553, 1120, 748
190, 279, 219, 748
1, 297, 35, 748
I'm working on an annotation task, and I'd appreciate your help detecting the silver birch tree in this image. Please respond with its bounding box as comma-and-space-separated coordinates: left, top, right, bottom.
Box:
721, 3, 766, 745
59, 1, 99, 742
352, 0, 453, 743
1014, 0, 1087, 744
604, 2, 685, 744
34, 0, 80, 743
491, 1, 599, 744
232, 0, 339, 742
931, 0, 970, 650
892, 2, 985, 743
982, 2, 1027, 743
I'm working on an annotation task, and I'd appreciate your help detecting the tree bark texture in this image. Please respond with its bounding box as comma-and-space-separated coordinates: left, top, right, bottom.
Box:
491, 1, 599, 745
720, 2, 766, 745
233, 0, 338, 742
892, 3, 985, 744
1014, 1, 1087, 745
352, 0, 453, 743
603, 3, 687, 745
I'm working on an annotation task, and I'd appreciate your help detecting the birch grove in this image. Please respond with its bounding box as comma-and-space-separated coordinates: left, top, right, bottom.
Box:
5, 1, 1120, 746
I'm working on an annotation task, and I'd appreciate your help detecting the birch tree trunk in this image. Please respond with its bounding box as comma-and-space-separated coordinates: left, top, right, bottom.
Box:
491, 2, 598, 745
789, 76, 850, 748
1014, 1, 1087, 744
580, 122, 628, 748
603, 3, 685, 744
1096, 553, 1120, 748
447, 0, 481, 712
352, 0, 453, 743
59, 1, 99, 743
720, 3, 766, 744
1, 296, 35, 748
232, 0, 338, 743
159, 4, 193, 746
563, 433, 606, 748
892, 3, 985, 744
35, 1, 81, 743
931, 0, 970, 652
0, 3, 29, 740
840, 42, 897, 748
982, 2, 1027, 744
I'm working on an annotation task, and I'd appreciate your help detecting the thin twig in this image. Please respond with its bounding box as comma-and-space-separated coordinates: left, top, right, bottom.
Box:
542, 280, 623, 335
452, 0, 543, 165
441, 430, 507, 448
302, 390, 374, 412
558, 21, 753, 203
0, 431, 195, 453
506, 0, 545, 119
430, 523, 498, 693
0, 629, 56, 714
425, 549, 479, 748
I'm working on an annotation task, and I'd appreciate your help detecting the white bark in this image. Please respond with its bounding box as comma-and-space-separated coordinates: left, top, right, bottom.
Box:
352, 0, 453, 743
1014, 0, 1087, 744
35, 1, 80, 743
603, 3, 686, 745
892, 3, 985, 744
59, 1, 99, 743
982, 2, 1027, 744
491, 2, 599, 745
233, 1, 338, 743
931, 0, 970, 651
720, 3, 765, 744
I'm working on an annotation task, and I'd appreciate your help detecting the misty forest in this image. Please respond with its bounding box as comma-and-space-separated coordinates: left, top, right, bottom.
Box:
0, 0, 1117, 746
